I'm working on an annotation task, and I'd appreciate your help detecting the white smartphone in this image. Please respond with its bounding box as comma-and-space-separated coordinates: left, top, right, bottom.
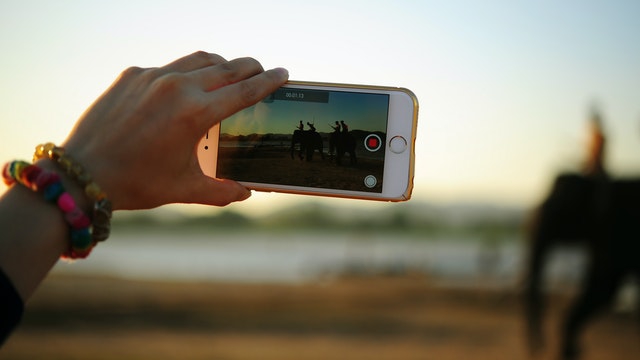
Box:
197, 81, 418, 201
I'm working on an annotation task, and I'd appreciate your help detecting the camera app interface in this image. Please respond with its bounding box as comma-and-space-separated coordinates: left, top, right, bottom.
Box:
217, 87, 390, 193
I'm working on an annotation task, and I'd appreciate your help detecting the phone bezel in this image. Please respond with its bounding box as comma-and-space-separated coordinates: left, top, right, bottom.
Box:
198, 80, 418, 201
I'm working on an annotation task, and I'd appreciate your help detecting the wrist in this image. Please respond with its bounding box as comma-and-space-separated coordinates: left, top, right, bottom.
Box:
3, 160, 94, 258
33, 143, 112, 246
35, 159, 93, 214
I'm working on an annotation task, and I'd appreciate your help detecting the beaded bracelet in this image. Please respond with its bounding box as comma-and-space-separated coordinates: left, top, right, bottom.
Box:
2, 160, 94, 259
33, 143, 112, 243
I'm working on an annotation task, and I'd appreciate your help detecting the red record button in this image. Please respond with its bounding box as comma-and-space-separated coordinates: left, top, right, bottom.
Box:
364, 134, 382, 152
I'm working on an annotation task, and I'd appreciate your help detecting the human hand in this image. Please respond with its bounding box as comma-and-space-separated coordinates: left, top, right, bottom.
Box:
61, 52, 288, 210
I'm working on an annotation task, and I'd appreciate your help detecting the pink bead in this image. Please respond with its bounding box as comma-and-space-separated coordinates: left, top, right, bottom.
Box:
64, 207, 91, 229
57, 192, 76, 212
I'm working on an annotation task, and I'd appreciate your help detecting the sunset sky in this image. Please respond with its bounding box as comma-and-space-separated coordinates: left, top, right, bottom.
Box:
1, 0, 639, 215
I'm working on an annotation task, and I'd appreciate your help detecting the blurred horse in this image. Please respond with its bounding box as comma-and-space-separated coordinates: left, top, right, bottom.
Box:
524, 110, 640, 359
525, 175, 640, 359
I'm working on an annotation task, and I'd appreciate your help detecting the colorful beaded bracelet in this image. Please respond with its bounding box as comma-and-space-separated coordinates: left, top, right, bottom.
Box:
2, 160, 94, 259
33, 143, 112, 243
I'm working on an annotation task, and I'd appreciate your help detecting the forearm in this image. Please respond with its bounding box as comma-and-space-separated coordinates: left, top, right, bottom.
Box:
0, 160, 87, 301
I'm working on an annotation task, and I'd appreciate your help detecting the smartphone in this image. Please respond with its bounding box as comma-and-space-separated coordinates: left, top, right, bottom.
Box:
197, 81, 418, 201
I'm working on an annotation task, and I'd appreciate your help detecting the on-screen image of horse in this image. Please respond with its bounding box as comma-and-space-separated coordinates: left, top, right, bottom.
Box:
523, 109, 640, 360
329, 120, 357, 166
290, 123, 324, 161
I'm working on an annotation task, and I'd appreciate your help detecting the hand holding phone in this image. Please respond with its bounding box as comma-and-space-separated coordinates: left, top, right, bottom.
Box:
198, 81, 418, 201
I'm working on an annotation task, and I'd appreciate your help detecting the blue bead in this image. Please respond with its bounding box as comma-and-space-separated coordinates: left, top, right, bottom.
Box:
43, 181, 64, 202
70, 228, 92, 249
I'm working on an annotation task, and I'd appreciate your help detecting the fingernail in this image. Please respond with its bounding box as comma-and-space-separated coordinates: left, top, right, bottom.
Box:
273, 67, 289, 80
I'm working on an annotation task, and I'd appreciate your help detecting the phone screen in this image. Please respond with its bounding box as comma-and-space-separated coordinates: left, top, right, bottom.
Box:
217, 86, 390, 193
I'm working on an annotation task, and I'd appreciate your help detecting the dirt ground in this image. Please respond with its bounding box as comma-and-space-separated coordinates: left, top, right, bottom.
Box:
2, 275, 638, 360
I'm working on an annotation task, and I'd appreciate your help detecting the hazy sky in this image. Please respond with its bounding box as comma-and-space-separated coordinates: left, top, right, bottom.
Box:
1, 0, 639, 215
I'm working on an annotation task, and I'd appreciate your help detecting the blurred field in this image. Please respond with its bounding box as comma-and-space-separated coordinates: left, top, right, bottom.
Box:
3, 274, 638, 360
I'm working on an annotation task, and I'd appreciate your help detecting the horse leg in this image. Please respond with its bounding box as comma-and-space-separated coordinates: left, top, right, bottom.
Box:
291, 140, 303, 160
306, 146, 313, 161
524, 211, 551, 355
524, 234, 547, 355
560, 259, 620, 360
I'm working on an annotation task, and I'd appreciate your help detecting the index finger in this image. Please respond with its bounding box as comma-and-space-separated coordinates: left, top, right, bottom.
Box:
201, 67, 289, 130
164, 51, 227, 74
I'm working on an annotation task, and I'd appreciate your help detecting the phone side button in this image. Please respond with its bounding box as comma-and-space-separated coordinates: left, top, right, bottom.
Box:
389, 136, 408, 154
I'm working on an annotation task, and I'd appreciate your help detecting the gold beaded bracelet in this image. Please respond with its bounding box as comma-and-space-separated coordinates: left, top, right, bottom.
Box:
33, 143, 112, 243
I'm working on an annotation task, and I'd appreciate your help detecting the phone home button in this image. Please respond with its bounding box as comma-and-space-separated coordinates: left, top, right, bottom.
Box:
389, 136, 408, 154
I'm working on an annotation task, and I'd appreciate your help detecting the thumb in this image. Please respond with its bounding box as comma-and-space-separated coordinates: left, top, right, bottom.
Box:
185, 176, 252, 206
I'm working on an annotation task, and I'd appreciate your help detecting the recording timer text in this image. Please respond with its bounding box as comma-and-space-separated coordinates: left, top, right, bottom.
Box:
270, 88, 330, 103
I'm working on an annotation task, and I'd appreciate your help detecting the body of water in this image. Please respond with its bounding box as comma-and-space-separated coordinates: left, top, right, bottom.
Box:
51, 231, 587, 288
